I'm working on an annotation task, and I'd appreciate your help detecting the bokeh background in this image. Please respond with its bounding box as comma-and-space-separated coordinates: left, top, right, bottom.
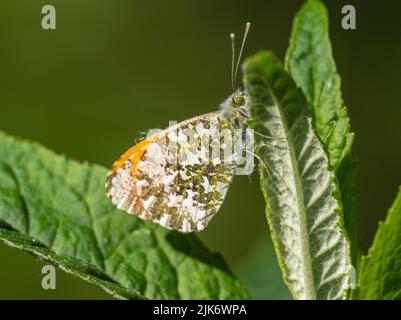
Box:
0, 0, 400, 299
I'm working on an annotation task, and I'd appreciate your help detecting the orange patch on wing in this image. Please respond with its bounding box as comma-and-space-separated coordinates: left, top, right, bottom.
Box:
110, 135, 159, 177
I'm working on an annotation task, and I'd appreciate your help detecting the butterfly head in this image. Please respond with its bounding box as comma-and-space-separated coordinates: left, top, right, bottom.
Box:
220, 88, 248, 127
232, 88, 246, 107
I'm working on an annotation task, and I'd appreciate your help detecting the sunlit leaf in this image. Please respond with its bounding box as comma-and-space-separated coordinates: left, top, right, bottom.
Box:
285, 0, 358, 264
244, 51, 351, 299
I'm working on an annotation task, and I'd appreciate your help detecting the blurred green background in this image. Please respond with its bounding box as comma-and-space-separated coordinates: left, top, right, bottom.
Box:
0, 0, 400, 299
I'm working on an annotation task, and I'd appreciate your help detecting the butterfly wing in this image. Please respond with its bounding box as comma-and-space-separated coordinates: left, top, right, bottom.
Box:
105, 112, 237, 232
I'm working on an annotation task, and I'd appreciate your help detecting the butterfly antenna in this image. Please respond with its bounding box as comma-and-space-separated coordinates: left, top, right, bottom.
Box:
233, 22, 251, 89
230, 33, 236, 91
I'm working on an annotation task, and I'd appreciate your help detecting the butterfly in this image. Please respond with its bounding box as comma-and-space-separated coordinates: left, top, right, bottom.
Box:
105, 23, 252, 233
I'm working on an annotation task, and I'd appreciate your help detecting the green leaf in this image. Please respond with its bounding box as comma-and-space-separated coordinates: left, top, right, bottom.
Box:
353, 187, 401, 300
285, 0, 358, 265
0, 131, 248, 300
243, 51, 351, 300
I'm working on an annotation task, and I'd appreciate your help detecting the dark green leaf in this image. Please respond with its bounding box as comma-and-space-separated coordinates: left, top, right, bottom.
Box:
285, 0, 358, 265
0, 131, 248, 299
244, 51, 351, 299
353, 187, 401, 300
